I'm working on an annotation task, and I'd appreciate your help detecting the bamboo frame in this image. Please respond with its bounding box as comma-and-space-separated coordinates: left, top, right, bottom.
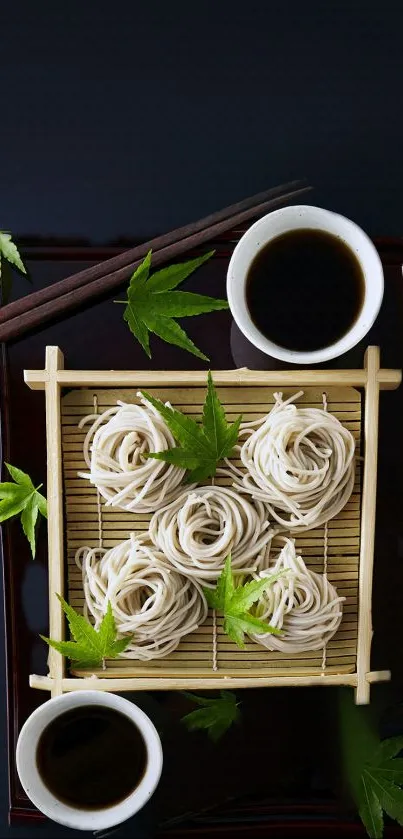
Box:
25, 346, 401, 703
43, 347, 66, 698
356, 347, 381, 703
25, 367, 401, 390
29, 670, 391, 692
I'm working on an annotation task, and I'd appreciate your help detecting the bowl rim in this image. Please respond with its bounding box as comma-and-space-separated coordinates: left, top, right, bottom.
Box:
226, 205, 384, 364
16, 690, 163, 831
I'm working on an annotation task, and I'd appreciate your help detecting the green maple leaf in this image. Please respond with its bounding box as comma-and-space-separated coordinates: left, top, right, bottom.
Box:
181, 690, 240, 742
339, 690, 403, 838
41, 596, 132, 670
203, 555, 283, 649
359, 777, 384, 839
0, 232, 27, 275
357, 738, 403, 838
362, 738, 403, 834
142, 371, 241, 482
0, 231, 29, 304
114, 249, 228, 360
0, 463, 47, 558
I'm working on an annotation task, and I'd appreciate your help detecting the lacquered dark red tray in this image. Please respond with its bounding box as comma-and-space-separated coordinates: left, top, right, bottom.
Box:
2, 233, 403, 835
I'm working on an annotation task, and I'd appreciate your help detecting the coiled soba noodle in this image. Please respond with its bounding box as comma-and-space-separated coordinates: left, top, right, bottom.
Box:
250, 538, 344, 653
149, 485, 273, 585
76, 536, 208, 660
78, 395, 186, 513
229, 392, 355, 532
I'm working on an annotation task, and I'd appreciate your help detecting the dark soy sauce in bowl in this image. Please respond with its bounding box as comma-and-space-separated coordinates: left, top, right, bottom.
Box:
36, 705, 147, 810
245, 228, 365, 352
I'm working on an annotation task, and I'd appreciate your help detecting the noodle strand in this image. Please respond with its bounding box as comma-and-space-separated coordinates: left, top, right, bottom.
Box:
78, 394, 187, 513
76, 536, 208, 660
250, 537, 344, 652
149, 485, 274, 585
226, 391, 355, 531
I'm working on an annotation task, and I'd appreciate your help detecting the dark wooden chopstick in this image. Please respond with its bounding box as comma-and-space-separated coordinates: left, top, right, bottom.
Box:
0, 179, 308, 325
0, 180, 311, 343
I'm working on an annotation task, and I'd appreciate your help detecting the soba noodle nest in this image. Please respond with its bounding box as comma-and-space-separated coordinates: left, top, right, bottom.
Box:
250, 538, 344, 653
227, 391, 355, 532
78, 395, 187, 513
76, 536, 208, 660
149, 485, 274, 585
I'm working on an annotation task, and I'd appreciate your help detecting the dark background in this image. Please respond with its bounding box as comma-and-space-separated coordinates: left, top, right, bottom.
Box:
2, 1, 403, 242
1, 1, 403, 837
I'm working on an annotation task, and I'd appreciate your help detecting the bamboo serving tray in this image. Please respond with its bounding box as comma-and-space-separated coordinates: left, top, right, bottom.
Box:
25, 345, 401, 703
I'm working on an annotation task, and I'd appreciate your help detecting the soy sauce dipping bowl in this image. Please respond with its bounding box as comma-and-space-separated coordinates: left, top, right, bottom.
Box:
16, 691, 163, 832
227, 205, 384, 365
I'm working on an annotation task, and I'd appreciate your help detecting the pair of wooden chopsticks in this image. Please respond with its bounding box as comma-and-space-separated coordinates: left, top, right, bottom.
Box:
0, 179, 311, 343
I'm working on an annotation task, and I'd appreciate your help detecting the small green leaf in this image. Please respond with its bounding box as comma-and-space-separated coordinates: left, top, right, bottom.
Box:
0, 482, 29, 500
228, 612, 280, 636
230, 572, 285, 613
129, 250, 152, 291
203, 555, 282, 648
224, 613, 280, 648
142, 313, 209, 361
0, 232, 27, 275
56, 594, 99, 643
5, 462, 34, 488
36, 492, 48, 519
224, 615, 248, 648
339, 692, 403, 838
0, 491, 31, 521
142, 373, 242, 481
123, 294, 151, 357
221, 418, 242, 457
0, 464, 47, 556
140, 290, 227, 319
116, 250, 225, 359
359, 777, 384, 839
369, 775, 403, 827
203, 587, 220, 610
21, 497, 39, 558
202, 371, 241, 460
182, 690, 240, 741
122, 250, 153, 356
148, 448, 200, 469
216, 554, 235, 610
124, 305, 151, 357
41, 596, 133, 669
186, 461, 218, 484
142, 391, 210, 456
146, 251, 214, 293
97, 601, 118, 655
41, 637, 103, 670
109, 636, 133, 657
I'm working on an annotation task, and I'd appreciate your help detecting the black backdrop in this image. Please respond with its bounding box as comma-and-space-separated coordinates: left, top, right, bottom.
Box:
1, 1, 403, 837
1, 1, 403, 241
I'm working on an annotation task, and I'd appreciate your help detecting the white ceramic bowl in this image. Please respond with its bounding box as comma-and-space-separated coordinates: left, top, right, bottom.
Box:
16, 691, 163, 831
227, 205, 384, 364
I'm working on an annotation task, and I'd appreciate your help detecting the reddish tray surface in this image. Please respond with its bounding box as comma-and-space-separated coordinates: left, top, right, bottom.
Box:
2, 234, 403, 834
